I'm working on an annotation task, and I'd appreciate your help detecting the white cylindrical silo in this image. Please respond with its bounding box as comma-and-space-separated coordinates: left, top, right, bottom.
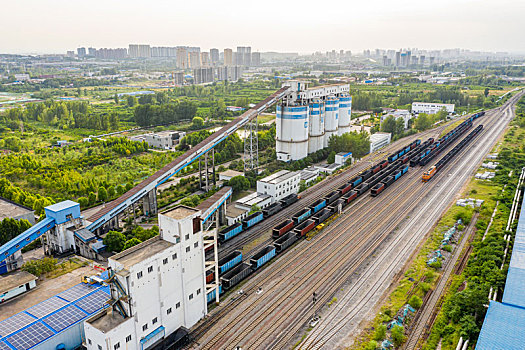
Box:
308, 100, 325, 154
276, 105, 309, 161
324, 96, 339, 147
338, 94, 351, 135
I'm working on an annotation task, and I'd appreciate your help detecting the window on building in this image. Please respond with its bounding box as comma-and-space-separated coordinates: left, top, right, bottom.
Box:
194, 242, 198, 248
143, 323, 148, 331
172, 253, 177, 260
152, 317, 158, 324
189, 293, 193, 300
185, 234, 189, 240
176, 302, 181, 309
186, 246, 190, 252
167, 307, 172, 314
114, 343, 120, 350
163, 258, 168, 265
197, 288, 201, 295
98, 346, 102, 350
148, 266, 153, 273
88, 339, 92, 345
137, 271, 143, 279
126, 335, 132, 343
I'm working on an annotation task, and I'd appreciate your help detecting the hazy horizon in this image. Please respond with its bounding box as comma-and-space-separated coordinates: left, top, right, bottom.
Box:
1, 0, 524, 55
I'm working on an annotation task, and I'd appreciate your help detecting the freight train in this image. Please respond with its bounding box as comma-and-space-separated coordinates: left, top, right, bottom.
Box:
410, 112, 485, 168
206, 138, 429, 302
422, 125, 484, 182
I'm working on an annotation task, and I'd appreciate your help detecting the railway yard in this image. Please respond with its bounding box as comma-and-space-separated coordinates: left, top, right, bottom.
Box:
188, 92, 524, 350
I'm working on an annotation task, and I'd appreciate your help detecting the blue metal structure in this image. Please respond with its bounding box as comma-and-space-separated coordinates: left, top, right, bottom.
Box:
0, 201, 81, 266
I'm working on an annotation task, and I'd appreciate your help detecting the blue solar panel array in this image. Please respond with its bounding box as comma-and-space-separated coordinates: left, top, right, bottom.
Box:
0, 274, 110, 350
476, 189, 525, 349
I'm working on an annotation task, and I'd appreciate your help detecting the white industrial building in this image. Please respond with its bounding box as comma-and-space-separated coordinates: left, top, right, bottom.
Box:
370, 132, 392, 153
256, 170, 300, 203
0, 270, 37, 303
411, 102, 455, 115
276, 81, 352, 161
84, 205, 208, 350
131, 131, 186, 150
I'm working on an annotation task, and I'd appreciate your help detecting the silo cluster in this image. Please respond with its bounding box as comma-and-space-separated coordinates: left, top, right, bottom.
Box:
276, 81, 352, 162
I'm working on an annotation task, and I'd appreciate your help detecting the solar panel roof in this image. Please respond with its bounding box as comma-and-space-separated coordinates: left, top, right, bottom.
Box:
0, 274, 109, 350
57, 282, 99, 302
0, 313, 37, 338
43, 305, 87, 333
6, 322, 54, 350
25, 297, 69, 319
75, 289, 110, 314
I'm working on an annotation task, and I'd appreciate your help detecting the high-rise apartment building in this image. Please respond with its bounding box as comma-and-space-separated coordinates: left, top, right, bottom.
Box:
194, 67, 214, 84
129, 44, 151, 58
77, 47, 86, 57
200, 52, 210, 67
188, 52, 201, 68
88, 47, 97, 56
224, 48, 233, 66
176, 47, 189, 69
210, 48, 219, 65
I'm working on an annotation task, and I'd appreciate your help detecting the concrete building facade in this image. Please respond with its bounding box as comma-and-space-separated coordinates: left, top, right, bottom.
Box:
256, 170, 300, 203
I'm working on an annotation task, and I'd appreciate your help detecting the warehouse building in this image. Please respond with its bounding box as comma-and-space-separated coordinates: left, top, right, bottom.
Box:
256, 170, 300, 203
144, 131, 186, 150
84, 205, 208, 350
276, 81, 352, 161
369, 132, 392, 153
0, 197, 36, 225
381, 109, 413, 129
0, 270, 37, 303
411, 102, 454, 115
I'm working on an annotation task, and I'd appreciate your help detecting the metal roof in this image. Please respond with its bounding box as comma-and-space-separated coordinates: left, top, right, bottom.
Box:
476, 301, 525, 350
0, 272, 110, 350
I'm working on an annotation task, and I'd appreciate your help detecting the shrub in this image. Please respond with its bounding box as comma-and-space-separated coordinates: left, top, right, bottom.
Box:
373, 324, 387, 341
409, 295, 423, 309
420, 282, 431, 293
391, 325, 406, 347
442, 245, 452, 252
365, 340, 378, 350
22, 257, 57, 276
429, 260, 442, 270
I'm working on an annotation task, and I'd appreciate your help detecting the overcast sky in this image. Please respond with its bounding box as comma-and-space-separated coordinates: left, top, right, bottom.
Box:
1, 0, 524, 54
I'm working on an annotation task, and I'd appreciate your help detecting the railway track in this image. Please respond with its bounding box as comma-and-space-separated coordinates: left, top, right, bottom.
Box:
189, 94, 521, 349
190, 117, 489, 348
301, 94, 523, 350
403, 213, 479, 350
215, 123, 452, 261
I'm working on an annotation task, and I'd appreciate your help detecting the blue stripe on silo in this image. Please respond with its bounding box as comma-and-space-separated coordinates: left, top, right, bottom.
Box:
277, 106, 308, 112
309, 111, 320, 115
277, 114, 308, 120
326, 107, 338, 111
339, 104, 351, 108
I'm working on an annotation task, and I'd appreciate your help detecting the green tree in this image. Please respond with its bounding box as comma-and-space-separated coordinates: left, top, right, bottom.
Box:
98, 186, 108, 202
88, 192, 96, 205
484, 88, 490, 98
414, 113, 432, 131
228, 175, 250, 193
22, 257, 57, 276
114, 94, 119, 105
365, 340, 378, 350
391, 325, 406, 347
327, 151, 336, 164
249, 205, 261, 215
126, 95, 137, 107
192, 116, 204, 129
103, 231, 126, 252
77, 197, 89, 208
107, 186, 116, 199
123, 238, 142, 250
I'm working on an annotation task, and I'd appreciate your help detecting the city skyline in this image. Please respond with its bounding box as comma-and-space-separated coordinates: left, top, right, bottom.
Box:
1, 0, 524, 54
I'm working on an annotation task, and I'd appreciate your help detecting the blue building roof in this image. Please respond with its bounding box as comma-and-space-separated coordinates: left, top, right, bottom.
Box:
476, 186, 525, 349
476, 302, 525, 350
0, 272, 110, 350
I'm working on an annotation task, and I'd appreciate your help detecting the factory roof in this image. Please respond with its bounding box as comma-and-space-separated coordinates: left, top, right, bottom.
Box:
0, 274, 109, 350
0, 197, 34, 221
299, 171, 318, 182
258, 170, 298, 185
370, 132, 391, 142
236, 193, 271, 207
218, 170, 244, 179
226, 206, 249, 219
196, 187, 232, 223
74, 228, 96, 243
0, 271, 37, 295
111, 236, 174, 269
162, 205, 199, 220
87, 309, 128, 333
44, 200, 78, 213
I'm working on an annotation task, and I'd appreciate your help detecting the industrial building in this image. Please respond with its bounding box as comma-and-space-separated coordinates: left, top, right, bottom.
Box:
131, 131, 186, 150
369, 132, 392, 153
256, 170, 300, 203
0, 270, 37, 303
84, 205, 209, 350
276, 81, 352, 161
381, 109, 413, 129
411, 102, 455, 115
0, 197, 35, 225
